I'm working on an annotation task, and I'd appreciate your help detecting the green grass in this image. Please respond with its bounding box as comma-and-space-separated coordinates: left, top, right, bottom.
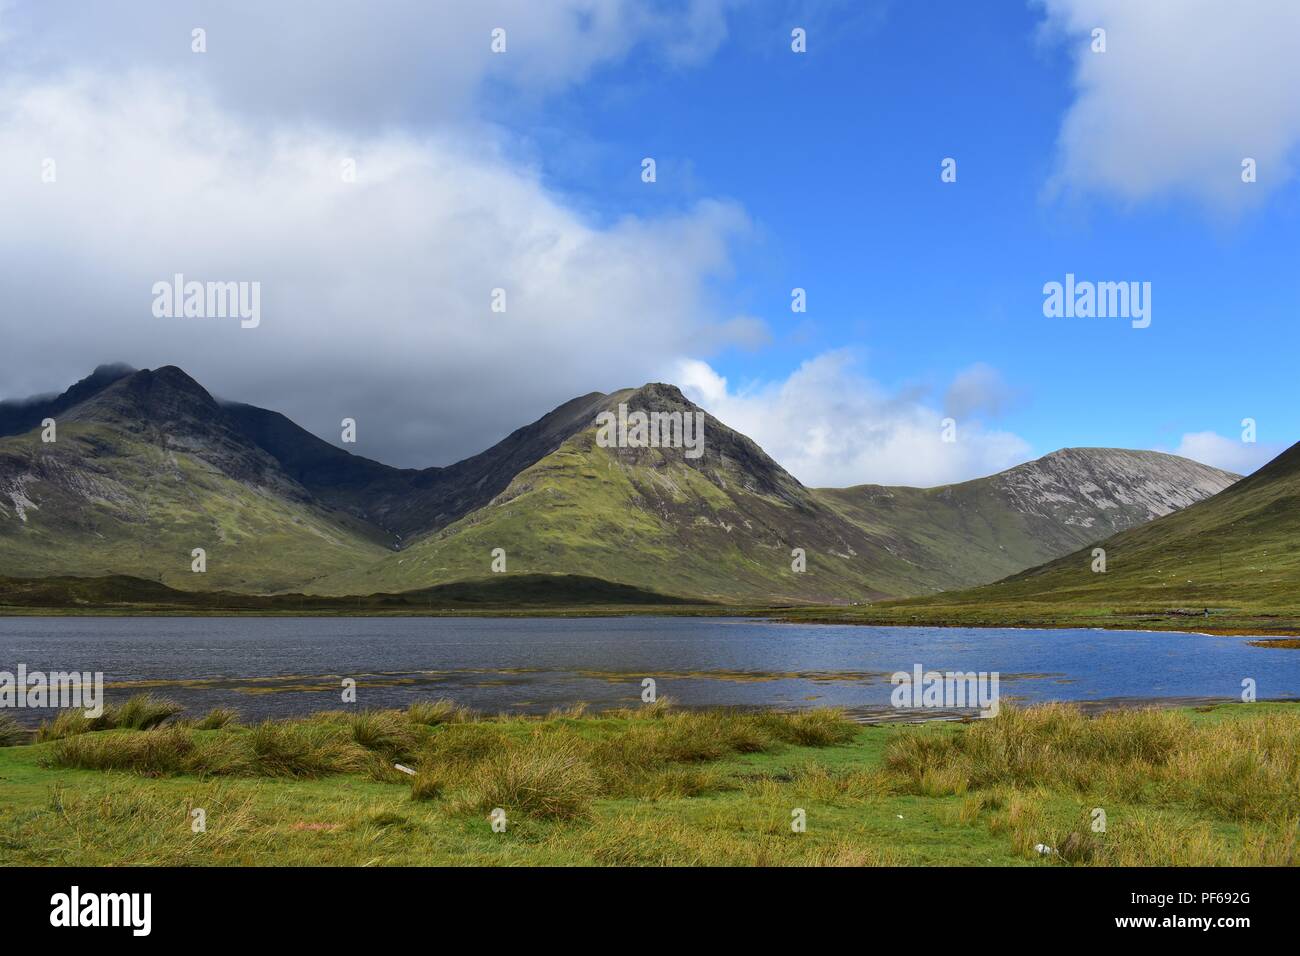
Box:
34, 693, 183, 741
792, 444, 1300, 635
2, 700, 1297, 866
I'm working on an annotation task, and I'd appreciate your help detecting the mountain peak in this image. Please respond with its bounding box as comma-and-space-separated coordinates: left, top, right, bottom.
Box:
66, 365, 220, 426
86, 362, 138, 382
617, 382, 692, 405
0, 362, 138, 438
987, 445, 1239, 533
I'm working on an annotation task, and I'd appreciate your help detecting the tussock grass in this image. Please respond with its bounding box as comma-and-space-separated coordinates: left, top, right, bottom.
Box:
884, 703, 1300, 825
420, 721, 514, 769
884, 704, 1183, 794
1172, 714, 1300, 821
36, 694, 183, 741
45, 727, 206, 776
0, 713, 25, 747
349, 710, 422, 763
46, 719, 371, 779
17, 700, 1300, 866
36, 704, 856, 804
195, 707, 239, 730
769, 761, 894, 803
406, 699, 469, 726
36, 709, 95, 742
457, 737, 599, 820
409, 771, 444, 802
635, 710, 767, 763
548, 702, 589, 719
401, 705, 855, 816
113, 694, 183, 730
758, 708, 859, 747
248, 721, 368, 778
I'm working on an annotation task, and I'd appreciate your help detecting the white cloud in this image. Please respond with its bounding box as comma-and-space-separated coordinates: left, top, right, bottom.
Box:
1171, 431, 1286, 475
0, 0, 743, 126
674, 353, 1033, 488
0, 73, 754, 466
1037, 0, 1300, 208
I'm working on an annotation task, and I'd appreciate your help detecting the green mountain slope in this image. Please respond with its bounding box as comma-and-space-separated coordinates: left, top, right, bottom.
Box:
223, 390, 612, 543
304, 385, 1239, 604
817, 447, 1239, 594
847, 441, 1300, 623
0, 368, 390, 591
0, 366, 1244, 604
307, 384, 910, 602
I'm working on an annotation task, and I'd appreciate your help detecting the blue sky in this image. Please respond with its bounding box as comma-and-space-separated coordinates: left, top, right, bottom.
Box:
494, 1, 1300, 473
1, 0, 1297, 484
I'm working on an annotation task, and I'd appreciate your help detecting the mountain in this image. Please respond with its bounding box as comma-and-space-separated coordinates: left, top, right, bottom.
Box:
816, 447, 1239, 595
863, 441, 1299, 620
307, 382, 900, 603
0, 363, 136, 438
0, 365, 1243, 604
223, 389, 613, 543
0, 367, 389, 591
307, 395, 1239, 602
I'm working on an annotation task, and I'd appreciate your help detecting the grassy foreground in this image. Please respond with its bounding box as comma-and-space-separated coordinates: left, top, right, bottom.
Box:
1, 699, 1298, 866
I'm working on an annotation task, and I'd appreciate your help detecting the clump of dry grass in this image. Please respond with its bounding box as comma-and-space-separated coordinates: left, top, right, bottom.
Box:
44, 727, 207, 776
406, 699, 471, 726
247, 721, 368, 778
36, 694, 183, 741
349, 710, 422, 763
0, 713, 26, 747
457, 736, 598, 820
36, 709, 93, 742
548, 702, 589, 719
113, 694, 183, 730
45, 717, 376, 780
410, 771, 444, 802
405, 705, 853, 816
759, 709, 859, 747
194, 707, 239, 730
884, 703, 1185, 796
420, 721, 514, 770
1172, 714, 1300, 822
644, 710, 768, 762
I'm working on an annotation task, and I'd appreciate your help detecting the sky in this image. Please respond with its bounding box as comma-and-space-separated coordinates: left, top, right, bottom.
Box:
1, 0, 1297, 486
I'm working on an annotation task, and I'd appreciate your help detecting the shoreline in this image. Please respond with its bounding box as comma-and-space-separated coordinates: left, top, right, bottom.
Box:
4, 603, 1300, 638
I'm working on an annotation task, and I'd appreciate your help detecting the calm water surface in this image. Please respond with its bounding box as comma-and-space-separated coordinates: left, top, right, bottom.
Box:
1, 616, 1296, 724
